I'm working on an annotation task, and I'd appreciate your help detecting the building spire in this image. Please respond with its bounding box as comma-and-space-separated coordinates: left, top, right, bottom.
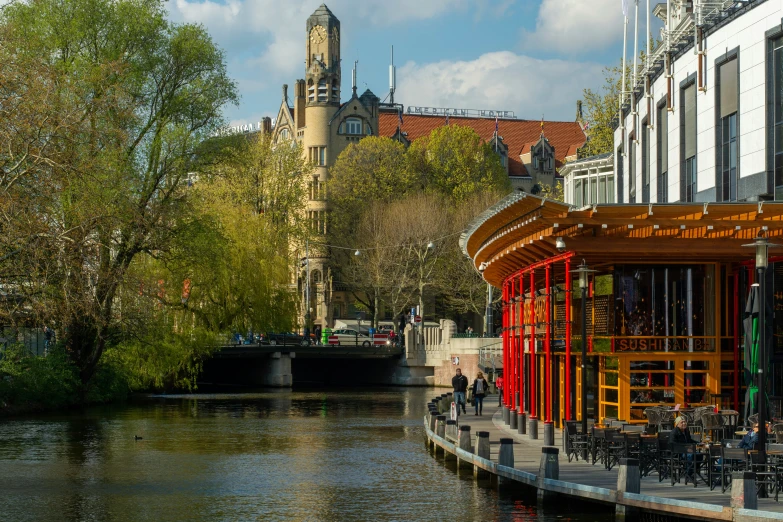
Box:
352, 60, 357, 96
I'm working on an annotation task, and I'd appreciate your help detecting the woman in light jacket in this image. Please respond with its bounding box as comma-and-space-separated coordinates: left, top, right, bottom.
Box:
473, 371, 489, 416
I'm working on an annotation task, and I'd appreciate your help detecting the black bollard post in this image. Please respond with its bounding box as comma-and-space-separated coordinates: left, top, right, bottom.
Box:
615, 458, 640, 521
510, 408, 518, 429
537, 447, 559, 505
474, 431, 490, 479
498, 438, 515, 488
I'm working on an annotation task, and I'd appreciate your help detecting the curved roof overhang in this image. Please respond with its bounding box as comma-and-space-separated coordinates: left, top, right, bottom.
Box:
462, 195, 783, 287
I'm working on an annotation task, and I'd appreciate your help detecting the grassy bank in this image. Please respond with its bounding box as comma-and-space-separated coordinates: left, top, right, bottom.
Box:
0, 344, 130, 417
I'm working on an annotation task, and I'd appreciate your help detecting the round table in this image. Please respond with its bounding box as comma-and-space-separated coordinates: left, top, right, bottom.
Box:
736, 430, 748, 436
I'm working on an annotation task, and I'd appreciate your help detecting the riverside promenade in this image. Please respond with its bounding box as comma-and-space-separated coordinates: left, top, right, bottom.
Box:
425, 398, 783, 522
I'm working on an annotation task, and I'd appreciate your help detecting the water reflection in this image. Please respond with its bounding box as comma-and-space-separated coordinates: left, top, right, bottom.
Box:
0, 389, 612, 521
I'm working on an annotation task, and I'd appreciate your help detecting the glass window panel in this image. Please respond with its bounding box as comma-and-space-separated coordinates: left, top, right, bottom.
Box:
631, 390, 674, 403
685, 389, 709, 403
630, 360, 673, 371
608, 176, 615, 203
775, 38, 783, 125
591, 178, 597, 204
604, 388, 619, 403
630, 373, 675, 386
684, 373, 708, 387
685, 361, 710, 370
598, 176, 607, 203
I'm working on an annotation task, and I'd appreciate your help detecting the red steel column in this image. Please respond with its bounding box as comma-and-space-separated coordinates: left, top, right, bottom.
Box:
545, 262, 552, 424
503, 283, 511, 405
565, 258, 572, 421
519, 274, 525, 414
530, 269, 537, 419
733, 269, 740, 411
510, 277, 516, 410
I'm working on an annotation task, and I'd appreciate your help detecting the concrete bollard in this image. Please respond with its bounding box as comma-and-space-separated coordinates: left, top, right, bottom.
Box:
731, 472, 757, 511
458, 425, 472, 452
537, 447, 559, 504
429, 412, 439, 433
529, 417, 539, 440
445, 420, 458, 462
543, 422, 554, 446
502, 405, 509, 424
436, 415, 446, 439
474, 431, 491, 479
510, 409, 518, 429
615, 458, 640, 521
498, 438, 515, 487
518, 412, 526, 435
446, 419, 457, 441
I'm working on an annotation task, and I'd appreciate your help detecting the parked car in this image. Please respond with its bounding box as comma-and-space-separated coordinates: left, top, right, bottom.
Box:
266, 332, 310, 346
329, 328, 372, 347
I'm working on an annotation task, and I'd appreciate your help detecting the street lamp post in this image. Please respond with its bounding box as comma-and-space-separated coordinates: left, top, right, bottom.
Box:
745, 236, 771, 462
302, 240, 311, 345
571, 260, 595, 459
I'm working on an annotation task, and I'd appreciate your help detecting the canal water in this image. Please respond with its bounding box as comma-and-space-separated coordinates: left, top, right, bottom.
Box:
0, 388, 612, 521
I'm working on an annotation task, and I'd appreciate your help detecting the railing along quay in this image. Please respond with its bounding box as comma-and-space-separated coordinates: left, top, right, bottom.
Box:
424, 398, 783, 522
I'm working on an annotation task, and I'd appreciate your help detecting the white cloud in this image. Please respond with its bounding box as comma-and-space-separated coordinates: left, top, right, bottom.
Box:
521, 0, 626, 55
395, 51, 605, 121
170, 0, 470, 78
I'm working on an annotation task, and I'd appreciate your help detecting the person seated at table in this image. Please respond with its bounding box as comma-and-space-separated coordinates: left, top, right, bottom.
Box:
669, 416, 698, 480
739, 422, 772, 450
669, 416, 696, 445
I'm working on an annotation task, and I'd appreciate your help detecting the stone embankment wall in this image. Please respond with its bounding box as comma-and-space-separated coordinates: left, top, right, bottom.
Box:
390, 319, 501, 387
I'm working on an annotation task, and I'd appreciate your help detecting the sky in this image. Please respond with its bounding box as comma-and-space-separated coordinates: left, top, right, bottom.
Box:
167, 0, 663, 128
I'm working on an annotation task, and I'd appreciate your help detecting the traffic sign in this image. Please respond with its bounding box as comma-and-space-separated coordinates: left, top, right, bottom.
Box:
328, 335, 339, 345
414, 315, 421, 324
373, 334, 389, 346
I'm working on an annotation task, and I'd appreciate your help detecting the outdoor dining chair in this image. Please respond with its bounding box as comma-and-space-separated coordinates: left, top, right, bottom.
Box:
702, 413, 725, 442
749, 450, 779, 499
656, 436, 672, 482
719, 446, 748, 494
564, 421, 589, 462
591, 428, 609, 467
669, 443, 706, 487
639, 437, 659, 477
605, 431, 627, 471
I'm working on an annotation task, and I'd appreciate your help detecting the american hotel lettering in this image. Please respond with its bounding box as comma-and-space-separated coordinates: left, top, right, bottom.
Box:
615, 337, 715, 352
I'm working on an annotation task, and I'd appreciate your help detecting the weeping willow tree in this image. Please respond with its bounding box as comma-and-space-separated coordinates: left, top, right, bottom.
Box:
109, 133, 312, 390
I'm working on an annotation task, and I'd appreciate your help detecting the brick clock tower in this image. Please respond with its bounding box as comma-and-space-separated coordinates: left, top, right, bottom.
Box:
303, 5, 340, 332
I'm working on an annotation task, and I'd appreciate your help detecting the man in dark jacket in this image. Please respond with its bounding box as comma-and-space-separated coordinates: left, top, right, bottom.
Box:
668, 416, 697, 445
739, 422, 772, 450
452, 368, 468, 415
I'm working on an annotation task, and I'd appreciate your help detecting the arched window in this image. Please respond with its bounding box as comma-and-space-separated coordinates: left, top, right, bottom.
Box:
277, 128, 290, 142
307, 80, 315, 102
345, 118, 362, 135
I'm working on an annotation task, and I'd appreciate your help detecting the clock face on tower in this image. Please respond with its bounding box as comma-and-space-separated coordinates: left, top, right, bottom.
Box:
310, 25, 327, 44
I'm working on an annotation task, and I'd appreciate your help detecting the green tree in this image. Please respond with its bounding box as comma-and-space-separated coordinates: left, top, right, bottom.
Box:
0, 0, 238, 390
579, 64, 623, 157
407, 125, 510, 201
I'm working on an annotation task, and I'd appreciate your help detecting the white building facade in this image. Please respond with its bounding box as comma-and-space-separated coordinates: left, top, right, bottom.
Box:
615, 0, 783, 204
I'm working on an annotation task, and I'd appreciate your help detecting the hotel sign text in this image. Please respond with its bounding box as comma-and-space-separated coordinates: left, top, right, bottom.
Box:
406, 106, 516, 119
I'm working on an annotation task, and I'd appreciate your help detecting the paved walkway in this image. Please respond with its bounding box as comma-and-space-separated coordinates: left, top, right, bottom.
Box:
449, 400, 783, 514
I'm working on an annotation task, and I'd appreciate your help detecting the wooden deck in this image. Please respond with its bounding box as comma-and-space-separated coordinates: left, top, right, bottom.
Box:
427, 400, 783, 521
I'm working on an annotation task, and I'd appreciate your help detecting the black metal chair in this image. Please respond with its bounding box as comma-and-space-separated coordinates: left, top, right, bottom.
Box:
706, 444, 723, 491
565, 421, 590, 462
656, 437, 672, 482
749, 450, 778, 499
669, 443, 706, 487
591, 427, 609, 466
639, 437, 658, 477
605, 431, 627, 471
720, 446, 749, 494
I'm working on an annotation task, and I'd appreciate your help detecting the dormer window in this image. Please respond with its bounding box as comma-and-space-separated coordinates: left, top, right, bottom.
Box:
277, 128, 290, 142
345, 118, 362, 135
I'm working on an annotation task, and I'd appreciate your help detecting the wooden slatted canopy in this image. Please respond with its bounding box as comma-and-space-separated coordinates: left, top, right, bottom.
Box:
460, 193, 783, 287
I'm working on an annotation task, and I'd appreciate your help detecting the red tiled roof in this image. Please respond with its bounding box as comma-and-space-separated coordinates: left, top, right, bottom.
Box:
378, 112, 586, 177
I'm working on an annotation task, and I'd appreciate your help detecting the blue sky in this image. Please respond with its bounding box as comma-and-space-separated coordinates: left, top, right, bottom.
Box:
168, 0, 662, 127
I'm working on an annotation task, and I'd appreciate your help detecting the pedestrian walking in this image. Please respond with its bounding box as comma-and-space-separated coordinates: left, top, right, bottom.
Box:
473, 371, 489, 416
452, 368, 468, 415
495, 374, 504, 406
